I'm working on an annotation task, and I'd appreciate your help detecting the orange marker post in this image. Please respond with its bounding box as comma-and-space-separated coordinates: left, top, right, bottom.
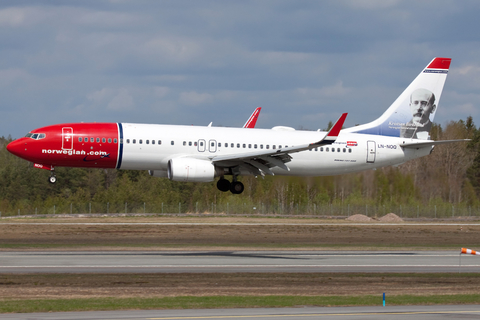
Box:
459, 248, 480, 273
461, 248, 480, 256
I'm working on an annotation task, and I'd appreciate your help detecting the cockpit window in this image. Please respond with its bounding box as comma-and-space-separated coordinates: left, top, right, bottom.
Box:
26, 133, 46, 140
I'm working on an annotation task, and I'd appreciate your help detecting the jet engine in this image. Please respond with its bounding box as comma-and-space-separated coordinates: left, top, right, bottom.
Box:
167, 158, 219, 182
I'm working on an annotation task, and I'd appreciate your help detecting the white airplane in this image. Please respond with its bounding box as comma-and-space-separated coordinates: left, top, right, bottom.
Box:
7, 57, 468, 194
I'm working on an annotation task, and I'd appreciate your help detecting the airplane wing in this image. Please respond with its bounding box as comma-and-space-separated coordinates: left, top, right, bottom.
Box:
210, 113, 347, 176
243, 107, 262, 128
400, 139, 470, 149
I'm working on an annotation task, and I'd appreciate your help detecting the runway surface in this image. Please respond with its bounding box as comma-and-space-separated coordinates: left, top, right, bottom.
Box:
3, 305, 480, 320
1, 250, 479, 273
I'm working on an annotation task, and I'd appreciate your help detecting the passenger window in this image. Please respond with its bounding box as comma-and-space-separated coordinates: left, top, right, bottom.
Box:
158, 140, 162, 145
114, 139, 117, 143
320, 147, 323, 151
337, 148, 340, 152
243, 144, 246, 148
231, 143, 234, 148
279, 145, 282, 149
194, 141, 197, 146
139, 139, 143, 144
315, 148, 318, 151
108, 138, 112, 143
218, 143, 222, 147
343, 148, 346, 152
266, 145, 269, 149
253, 144, 256, 149
78, 137, 82, 142
189, 141, 192, 146
133, 139, 136, 144
183, 141, 186, 146
211, 142, 215, 147
102, 138, 106, 143
171, 141, 174, 145
349, 149, 352, 153
90, 138, 94, 143
332, 148, 335, 152
237, 143, 240, 148
273, 145, 276, 149
249, 144, 252, 148
326, 147, 329, 152
96, 138, 100, 143
146, 140, 149, 144
224, 143, 228, 148
200, 141, 204, 146
260, 144, 263, 149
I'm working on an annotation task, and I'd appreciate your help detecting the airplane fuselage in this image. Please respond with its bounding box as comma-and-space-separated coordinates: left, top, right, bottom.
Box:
8, 122, 431, 177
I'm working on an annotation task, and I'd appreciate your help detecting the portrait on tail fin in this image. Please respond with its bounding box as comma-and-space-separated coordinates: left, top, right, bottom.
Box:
400, 88, 436, 139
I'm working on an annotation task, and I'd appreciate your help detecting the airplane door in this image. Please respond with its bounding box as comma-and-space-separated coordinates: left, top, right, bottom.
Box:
209, 140, 217, 153
62, 127, 73, 150
198, 139, 206, 152
366, 140, 376, 163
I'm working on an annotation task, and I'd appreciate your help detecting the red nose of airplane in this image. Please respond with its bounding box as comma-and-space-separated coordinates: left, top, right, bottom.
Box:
6, 139, 27, 158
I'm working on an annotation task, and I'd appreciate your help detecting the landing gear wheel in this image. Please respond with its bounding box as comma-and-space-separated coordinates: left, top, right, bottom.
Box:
230, 181, 244, 194
217, 178, 231, 192
49, 176, 57, 184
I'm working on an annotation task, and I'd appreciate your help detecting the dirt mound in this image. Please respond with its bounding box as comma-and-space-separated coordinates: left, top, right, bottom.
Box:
379, 213, 404, 222
346, 214, 373, 222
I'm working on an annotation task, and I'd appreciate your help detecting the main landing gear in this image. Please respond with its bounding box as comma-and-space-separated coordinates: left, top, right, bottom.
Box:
217, 177, 244, 194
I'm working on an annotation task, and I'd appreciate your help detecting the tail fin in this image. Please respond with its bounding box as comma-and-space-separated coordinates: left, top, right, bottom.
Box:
345, 57, 451, 140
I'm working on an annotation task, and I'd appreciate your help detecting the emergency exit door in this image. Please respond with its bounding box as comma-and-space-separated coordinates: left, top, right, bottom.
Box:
366, 140, 376, 163
62, 127, 73, 150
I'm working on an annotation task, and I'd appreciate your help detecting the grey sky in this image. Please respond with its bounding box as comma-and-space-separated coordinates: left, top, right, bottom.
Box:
1, 0, 479, 138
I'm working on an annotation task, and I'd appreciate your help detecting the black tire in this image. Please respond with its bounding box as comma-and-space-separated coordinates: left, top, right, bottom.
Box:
217, 179, 231, 192
49, 176, 57, 184
230, 181, 244, 194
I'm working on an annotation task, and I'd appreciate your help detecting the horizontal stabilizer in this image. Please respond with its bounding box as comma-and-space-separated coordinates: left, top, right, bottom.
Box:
400, 139, 470, 149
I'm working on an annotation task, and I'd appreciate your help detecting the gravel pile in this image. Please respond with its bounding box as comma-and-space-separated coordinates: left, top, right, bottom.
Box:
346, 214, 373, 222
379, 213, 404, 222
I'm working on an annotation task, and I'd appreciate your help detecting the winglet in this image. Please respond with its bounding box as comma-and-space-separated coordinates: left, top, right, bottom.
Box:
243, 107, 262, 128
311, 113, 347, 146
323, 113, 347, 142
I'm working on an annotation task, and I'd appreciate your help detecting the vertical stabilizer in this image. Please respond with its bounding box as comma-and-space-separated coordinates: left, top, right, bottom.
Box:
345, 57, 451, 139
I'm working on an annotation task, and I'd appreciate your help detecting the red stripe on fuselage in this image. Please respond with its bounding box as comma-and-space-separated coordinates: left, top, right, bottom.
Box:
9, 123, 119, 169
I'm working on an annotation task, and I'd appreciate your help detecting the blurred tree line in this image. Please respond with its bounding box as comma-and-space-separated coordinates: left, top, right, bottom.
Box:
1, 117, 479, 214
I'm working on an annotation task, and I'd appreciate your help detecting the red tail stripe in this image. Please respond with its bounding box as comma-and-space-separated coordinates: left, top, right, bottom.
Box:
427, 57, 451, 70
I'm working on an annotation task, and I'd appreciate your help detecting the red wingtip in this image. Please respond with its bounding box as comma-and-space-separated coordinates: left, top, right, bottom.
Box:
244, 107, 261, 128
327, 113, 348, 137
427, 57, 451, 70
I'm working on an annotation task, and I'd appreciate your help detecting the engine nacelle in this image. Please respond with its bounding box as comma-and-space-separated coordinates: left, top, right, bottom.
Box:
167, 158, 217, 182
148, 170, 168, 178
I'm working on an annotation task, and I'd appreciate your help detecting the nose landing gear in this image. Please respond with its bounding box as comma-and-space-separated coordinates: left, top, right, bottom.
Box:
48, 168, 57, 184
